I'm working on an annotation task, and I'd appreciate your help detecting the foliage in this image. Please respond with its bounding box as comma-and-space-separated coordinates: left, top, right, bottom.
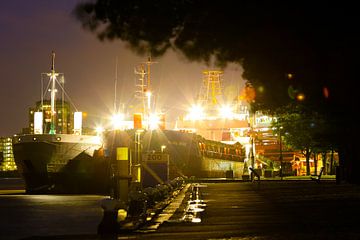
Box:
74, 0, 360, 182
272, 103, 339, 175
273, 103, 339, 152
74, 1, 357, 114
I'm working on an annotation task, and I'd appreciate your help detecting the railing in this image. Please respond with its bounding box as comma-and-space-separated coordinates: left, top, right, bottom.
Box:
202, 150, 245, 162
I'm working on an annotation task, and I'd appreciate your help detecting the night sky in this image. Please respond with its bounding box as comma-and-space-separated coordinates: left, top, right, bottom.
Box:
0, 0, 245, 136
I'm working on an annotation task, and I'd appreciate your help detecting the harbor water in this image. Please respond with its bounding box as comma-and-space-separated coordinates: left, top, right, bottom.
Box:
0, 178, 106, 240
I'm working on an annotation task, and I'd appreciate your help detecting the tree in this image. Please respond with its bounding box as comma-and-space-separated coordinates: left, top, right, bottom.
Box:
74, 0, 360, 183
272, 104, 330, 176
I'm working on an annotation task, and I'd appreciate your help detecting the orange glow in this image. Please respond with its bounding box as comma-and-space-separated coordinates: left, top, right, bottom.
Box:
296, 93, 305, 101
133, 113, 142, 129
323, 87, 329, 98
239, 84, 256, 102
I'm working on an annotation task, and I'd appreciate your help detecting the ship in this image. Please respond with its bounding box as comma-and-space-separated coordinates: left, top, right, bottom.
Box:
13, 55, 248, 194
101, 62, 247, 187
12, 52, 108, 194
104, 129, 246, 181
175, 70, 300, 177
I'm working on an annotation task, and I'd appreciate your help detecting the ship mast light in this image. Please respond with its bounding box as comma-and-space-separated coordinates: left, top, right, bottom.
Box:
186, 104, 205, 120
219, 105, 234, 119
111, 113, 125, 130
148, 112, 160, 130
95, 126, 105, 136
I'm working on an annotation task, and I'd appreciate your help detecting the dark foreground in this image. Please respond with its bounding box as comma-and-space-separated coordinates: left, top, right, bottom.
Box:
1, 179, 360, 239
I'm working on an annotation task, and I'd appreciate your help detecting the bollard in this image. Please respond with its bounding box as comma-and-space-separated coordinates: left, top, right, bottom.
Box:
127, 187, 147, 219
97, 198, 124, 234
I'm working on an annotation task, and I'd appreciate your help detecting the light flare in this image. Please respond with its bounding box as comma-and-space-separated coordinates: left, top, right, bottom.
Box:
186, 104, 205, 120
219, 105, 234, 119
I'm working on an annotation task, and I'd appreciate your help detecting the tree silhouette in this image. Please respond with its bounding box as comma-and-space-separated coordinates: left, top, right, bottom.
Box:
74, 0, 359, 183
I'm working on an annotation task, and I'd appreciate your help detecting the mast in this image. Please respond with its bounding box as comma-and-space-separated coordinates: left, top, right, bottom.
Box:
114, 57, 118, 113
145, 56, 154, 90
134, 64, 146, 114
198, 70, 224, 112
134, 56, 158, 129
47, 51, 59, 134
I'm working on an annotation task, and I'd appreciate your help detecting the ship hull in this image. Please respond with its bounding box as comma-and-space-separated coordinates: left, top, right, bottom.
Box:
150, 130, 245, 178
12, 134, 110, 194
105, 130, 245, 181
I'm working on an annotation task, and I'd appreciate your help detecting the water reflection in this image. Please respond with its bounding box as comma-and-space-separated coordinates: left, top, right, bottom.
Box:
0, 193, 106, 240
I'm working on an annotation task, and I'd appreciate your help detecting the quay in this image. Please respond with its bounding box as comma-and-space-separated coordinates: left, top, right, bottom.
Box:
148, 180, 360, 240
3, 179, 359, 240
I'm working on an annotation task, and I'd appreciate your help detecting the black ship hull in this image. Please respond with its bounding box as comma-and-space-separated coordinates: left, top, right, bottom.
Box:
104, 129, 246, 180
13, 130, 246, 194
12, 134, 110, 194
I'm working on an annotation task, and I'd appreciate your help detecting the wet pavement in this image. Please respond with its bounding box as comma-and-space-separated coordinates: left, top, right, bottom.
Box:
152, 181, 360, 239
2, 179, 360, 239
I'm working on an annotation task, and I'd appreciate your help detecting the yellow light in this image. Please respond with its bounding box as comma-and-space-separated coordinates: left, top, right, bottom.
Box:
187, 104, 204, 120
117, 209, 127, 221
111, 113, 125, 130
296, 93, 305, 101
161, 145, 166, 152
95, 126, 104, 135
219, 105, 234, 119
149, 113, 160, 130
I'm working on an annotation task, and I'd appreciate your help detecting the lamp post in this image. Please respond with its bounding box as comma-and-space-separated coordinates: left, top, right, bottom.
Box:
133, 129, 144, 184
145, 91, 152, 130
279, 127, 283, 180
250, 134, 255, 180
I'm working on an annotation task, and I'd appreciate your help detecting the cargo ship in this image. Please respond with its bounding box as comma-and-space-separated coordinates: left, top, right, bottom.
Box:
12, 55, 248, 194
12, 52, 107, 194
103, 64, 247, 184
104, 129, 246, 181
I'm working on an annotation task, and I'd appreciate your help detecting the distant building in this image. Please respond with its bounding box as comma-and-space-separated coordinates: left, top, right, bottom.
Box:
0, 137, 16, 171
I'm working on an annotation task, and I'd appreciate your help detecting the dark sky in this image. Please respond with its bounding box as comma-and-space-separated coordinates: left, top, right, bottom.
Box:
0, 0, 245, 136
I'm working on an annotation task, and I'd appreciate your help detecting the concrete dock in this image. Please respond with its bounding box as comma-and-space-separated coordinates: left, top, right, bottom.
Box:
152, 180, 360, 239
12, 179, 360, 239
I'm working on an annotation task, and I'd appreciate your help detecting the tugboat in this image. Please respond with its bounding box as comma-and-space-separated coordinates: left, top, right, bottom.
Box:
12, 52, 108, 194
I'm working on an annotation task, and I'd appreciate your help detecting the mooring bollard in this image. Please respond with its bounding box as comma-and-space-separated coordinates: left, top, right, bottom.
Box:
97, 198, 125, 234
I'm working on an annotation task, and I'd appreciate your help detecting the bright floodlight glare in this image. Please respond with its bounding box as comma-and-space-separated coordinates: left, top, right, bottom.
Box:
187, 104, 204, 120
111, 113, 125, 130
219, 105, 233, 119
149, 113, 160, 130
95, 126, 104, 135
